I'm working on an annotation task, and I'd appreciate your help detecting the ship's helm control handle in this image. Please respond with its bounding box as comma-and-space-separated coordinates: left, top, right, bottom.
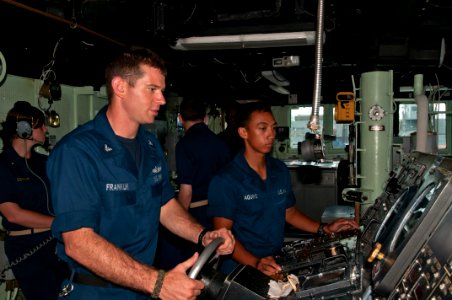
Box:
188, 237, 224, 279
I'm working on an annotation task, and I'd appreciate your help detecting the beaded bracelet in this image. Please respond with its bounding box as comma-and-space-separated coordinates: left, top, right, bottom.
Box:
151, 269, 165, 299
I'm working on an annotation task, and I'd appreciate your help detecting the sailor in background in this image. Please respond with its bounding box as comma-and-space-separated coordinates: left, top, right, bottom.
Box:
156, 97, 231, 269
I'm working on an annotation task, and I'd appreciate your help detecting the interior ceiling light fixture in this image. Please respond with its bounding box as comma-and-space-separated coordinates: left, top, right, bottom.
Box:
269, 84, 290, 95
261, 70, 290, 86
236, 99, 261, 104
171, 31, 318, 51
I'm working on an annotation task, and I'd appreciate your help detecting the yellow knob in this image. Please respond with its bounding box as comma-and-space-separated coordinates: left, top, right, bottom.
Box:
367, 242, 385, 263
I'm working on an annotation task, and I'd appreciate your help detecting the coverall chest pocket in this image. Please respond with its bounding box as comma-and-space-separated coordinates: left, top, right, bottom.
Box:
101, 181, 137, 210
266, 188, 288, 214
150, 175, 163, 198
240, 192, 266, 217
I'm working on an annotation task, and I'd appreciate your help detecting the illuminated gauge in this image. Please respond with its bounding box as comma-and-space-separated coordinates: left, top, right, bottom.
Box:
368, 105, 385, 121
0, 50, 6, 84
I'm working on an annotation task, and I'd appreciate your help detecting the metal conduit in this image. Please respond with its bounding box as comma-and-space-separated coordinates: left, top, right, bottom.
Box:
308, 0, 325, 134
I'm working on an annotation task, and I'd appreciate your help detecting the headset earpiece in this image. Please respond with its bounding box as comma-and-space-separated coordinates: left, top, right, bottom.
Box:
16, 117, 33, 139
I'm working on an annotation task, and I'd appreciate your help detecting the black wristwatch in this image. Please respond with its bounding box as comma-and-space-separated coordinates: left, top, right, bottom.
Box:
197, 228, 208, 247
317, 223, 327, 236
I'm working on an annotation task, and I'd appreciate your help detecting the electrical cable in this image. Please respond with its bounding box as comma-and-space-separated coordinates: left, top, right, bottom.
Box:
39, 37, 62, 82
183, 1, 198, 24
0, 235, 54, 280
22, 140, 54, 217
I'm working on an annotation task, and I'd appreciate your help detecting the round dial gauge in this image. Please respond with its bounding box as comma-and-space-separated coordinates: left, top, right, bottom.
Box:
0, 50, 6, 84
368, 105, 385, 121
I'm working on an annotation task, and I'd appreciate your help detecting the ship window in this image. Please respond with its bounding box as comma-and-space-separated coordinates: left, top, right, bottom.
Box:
289, 106, 324, 149
398, 102, 447, 150
332, 107, 350, 150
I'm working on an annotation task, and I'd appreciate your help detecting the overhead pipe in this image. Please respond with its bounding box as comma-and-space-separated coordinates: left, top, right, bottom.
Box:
413, 74, 429, 153
1, 0, 126, 47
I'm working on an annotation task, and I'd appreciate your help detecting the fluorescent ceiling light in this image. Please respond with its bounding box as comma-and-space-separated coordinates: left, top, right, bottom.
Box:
236, 99, 261, 104
172, 31, 318, 51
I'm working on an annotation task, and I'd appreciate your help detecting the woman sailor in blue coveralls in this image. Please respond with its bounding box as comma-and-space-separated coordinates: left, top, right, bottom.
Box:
0, 101, 69, 300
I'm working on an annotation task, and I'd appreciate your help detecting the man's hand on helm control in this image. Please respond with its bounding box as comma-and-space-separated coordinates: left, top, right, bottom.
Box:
200, 227, 235, 255
322, 218, 359, 234
156, 228, 235, 300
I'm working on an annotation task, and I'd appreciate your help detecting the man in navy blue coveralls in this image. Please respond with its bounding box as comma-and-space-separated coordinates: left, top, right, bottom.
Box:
208, 102, 358, 278
47, 47, 234, 300
156, 97, 230, 269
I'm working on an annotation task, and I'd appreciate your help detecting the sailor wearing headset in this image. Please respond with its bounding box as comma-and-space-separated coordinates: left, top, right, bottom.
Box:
0, 101, 69, 300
